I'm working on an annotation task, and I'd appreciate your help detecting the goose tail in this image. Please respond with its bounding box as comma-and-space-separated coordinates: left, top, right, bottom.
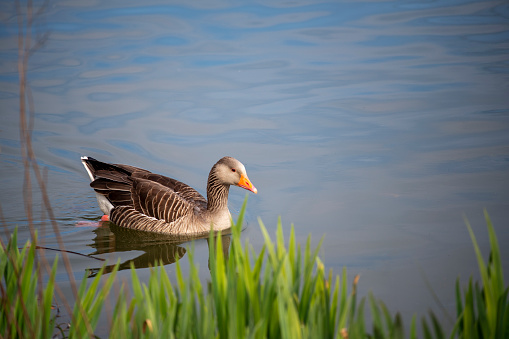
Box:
81, 156, 96, 181
81, 156, 116, 215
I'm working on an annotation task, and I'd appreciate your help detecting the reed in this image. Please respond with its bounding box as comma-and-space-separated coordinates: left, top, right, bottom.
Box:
0, 229, 119, 339
108, 198, 359, 338
448, 210, 509, 339
0, 230, 57, 339
1, 204, 507, 338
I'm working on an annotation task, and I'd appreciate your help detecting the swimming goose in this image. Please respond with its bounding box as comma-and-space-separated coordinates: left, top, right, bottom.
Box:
81, 156, 257, 235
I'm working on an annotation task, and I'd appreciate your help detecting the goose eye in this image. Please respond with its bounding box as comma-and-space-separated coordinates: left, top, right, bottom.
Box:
231, 168, 236, 172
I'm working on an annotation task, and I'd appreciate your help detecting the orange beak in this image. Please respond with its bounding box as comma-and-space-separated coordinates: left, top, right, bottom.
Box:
238, 173, 258, 194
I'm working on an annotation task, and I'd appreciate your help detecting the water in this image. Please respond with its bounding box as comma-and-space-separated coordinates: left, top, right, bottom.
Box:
1, 0, 509, 333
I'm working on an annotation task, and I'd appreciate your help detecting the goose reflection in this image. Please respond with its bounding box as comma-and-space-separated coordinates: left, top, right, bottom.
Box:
86, 222, 231, 277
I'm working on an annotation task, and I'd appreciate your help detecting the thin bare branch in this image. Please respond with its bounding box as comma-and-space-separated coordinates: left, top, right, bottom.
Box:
34, 246, 106, 261
14, 0, 97, 337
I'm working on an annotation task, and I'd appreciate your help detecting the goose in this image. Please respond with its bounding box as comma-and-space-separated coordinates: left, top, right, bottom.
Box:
81, 156, 257, 235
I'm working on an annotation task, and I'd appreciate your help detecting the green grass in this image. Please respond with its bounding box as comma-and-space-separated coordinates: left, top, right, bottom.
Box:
0, 230, 57, 339
0, 229, 118, 339
448, 210, 509, 339
1, 203, 508, 338
108, 199, 359, 338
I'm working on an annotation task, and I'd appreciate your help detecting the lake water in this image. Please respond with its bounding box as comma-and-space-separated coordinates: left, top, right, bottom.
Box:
1, 0, 509, 334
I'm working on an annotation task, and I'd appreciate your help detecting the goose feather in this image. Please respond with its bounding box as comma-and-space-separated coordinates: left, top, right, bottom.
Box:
81, 156, 257, 235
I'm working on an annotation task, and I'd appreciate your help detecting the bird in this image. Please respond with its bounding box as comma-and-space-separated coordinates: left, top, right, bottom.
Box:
81, 156, 257, 235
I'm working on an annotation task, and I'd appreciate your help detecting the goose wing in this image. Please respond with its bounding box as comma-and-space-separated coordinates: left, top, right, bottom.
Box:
90, 170, 207, 223
131, 172, 207, 208
128, 177, 198, 223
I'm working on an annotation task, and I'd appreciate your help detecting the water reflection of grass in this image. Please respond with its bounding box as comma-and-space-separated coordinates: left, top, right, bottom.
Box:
1, 202, 508, 338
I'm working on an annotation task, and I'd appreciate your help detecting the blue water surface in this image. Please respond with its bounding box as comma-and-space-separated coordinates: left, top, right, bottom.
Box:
1, 0, 508, 334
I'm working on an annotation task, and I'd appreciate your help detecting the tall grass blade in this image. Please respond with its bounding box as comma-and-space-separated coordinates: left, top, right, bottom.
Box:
3, 204, 508, 338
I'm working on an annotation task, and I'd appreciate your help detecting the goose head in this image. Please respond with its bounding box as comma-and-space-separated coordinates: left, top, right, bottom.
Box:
212, 156, 257, 194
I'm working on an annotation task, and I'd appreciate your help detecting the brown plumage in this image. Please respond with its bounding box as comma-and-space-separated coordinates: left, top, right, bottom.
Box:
81, 156, 257, 235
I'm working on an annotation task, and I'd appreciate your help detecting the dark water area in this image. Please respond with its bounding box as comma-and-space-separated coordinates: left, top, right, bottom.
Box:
1, 0, 509, 333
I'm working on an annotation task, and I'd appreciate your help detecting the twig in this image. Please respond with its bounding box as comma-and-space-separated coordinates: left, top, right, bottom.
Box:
32, 245, 106, 261
15, 1, 36, 336
0, 204, 9, 241
15, 0, 96, 337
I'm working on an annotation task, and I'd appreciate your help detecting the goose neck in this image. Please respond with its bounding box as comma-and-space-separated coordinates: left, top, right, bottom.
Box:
206, 173, 230, 212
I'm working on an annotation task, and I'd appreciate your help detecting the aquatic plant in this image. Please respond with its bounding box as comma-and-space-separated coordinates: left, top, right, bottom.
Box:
0, 229, 118, 339
449, 210, 509, 339
0, 230, 57, 339
1, 204, 507, 338
108, 198, 359, 338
